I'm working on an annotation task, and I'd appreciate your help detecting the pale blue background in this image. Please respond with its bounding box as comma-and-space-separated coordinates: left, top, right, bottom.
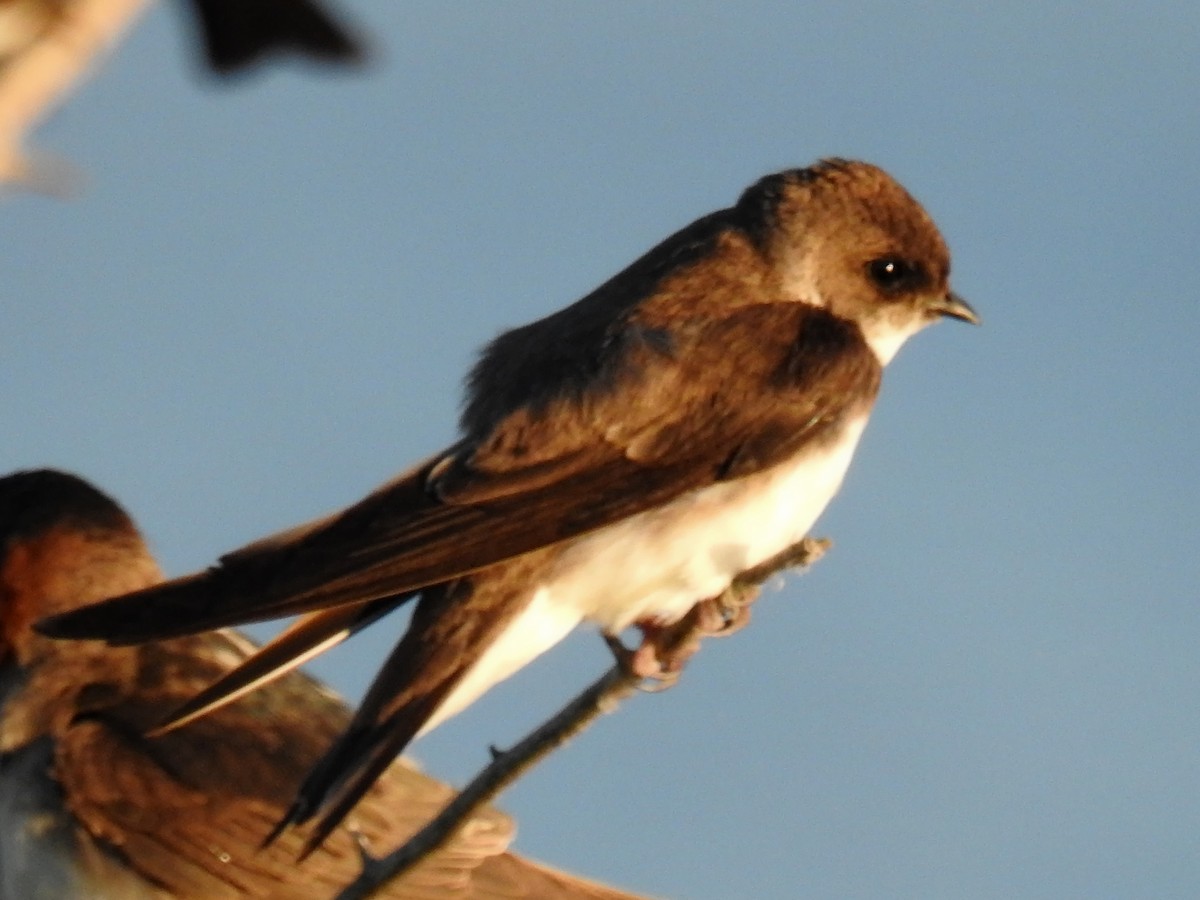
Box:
5, 3, 1199, 897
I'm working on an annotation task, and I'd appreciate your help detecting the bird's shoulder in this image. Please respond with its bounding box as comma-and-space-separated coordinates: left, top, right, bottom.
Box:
458, 298, 882, 487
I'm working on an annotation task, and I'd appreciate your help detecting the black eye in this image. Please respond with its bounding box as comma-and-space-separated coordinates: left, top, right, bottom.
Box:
867, 257, 924, 293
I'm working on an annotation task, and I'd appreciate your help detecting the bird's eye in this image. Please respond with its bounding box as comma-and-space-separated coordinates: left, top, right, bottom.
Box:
867, 257, 924, 293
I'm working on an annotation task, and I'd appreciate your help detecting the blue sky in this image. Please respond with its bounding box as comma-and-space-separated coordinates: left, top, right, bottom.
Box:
5, 3, 1200, 897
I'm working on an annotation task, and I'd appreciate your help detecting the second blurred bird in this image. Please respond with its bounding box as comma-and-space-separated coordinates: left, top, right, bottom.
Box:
181, 0, 364, 74
0, 469, 644, 899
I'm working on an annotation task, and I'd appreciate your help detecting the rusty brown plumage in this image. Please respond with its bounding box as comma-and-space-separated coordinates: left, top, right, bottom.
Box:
0, 469, 646, 899
39, 159, 976, 854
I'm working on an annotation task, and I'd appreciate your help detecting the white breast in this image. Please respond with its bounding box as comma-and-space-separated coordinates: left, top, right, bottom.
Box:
547, 412, 870, 632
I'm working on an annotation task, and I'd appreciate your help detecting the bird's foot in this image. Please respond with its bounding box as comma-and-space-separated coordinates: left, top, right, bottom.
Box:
603, 599, 754, 694
604, 632, 673, 683
694, 584, 757, 638
603, 538, 831, 692
604, 629, 686, 692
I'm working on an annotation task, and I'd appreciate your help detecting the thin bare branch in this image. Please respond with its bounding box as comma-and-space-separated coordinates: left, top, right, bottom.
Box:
333, 536, 831, 900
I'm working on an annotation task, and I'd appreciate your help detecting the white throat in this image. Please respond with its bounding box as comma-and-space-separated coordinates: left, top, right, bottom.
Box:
859, 314, 931, 365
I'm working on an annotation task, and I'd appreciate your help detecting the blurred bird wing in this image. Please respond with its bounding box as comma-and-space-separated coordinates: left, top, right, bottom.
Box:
187, 0, 364, 72
55, 633, 648, 898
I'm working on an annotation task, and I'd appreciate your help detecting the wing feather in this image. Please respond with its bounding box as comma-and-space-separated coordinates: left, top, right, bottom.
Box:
39, 302, 879, 644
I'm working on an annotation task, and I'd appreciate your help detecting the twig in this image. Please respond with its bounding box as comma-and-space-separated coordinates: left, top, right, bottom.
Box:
333, 536, 830, 900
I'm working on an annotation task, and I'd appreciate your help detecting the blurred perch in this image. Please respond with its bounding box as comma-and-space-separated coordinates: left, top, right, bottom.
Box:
0, 0, 364, 195
0, 469, 646, 899
0, 0, 150, 194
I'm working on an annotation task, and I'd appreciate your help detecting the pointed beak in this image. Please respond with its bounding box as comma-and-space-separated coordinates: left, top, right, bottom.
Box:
933, 291, 980, 325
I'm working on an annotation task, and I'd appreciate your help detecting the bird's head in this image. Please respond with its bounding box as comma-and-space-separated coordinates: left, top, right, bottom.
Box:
0, 470, 160, 667
746, 159, 978, 364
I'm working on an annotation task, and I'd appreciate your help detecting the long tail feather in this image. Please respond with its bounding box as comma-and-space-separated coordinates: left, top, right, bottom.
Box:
271, 584, 482, 850
149, 596, 407, 736
298, 714, 429, 859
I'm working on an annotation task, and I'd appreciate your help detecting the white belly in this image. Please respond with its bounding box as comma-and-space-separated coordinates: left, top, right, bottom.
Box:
549, 413, 870, 631
420, 413, 869, 735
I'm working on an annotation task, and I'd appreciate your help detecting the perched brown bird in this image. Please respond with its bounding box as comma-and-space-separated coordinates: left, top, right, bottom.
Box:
42, 159, 978, 851
0, 469, 646, 899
